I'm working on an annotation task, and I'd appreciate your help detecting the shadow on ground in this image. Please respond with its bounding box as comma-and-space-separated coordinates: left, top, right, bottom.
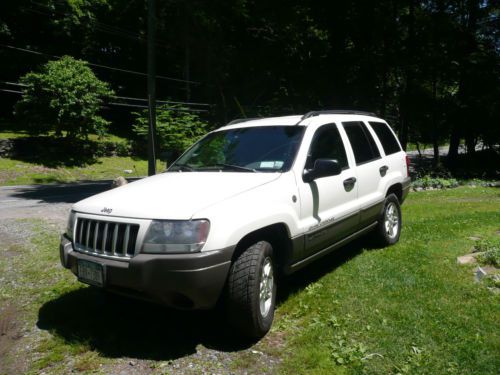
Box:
10, 181, 117, 203
277, 236, 371, 303
37, 288, 254, 360
36, 238, 371, 361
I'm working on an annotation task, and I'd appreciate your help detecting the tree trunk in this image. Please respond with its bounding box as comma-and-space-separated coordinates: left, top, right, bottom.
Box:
400, 0, 415, 151
451, 0, 480, 163
448, 125, 460, 163
432, 73, 440, 165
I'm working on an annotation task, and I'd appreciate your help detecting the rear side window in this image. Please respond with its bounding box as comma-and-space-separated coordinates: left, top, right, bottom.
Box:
342, 121, 381, 165
369, 122, 402, 155
306, 124, 349, 170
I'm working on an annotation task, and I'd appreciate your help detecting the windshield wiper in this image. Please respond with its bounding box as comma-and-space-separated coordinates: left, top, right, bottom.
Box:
202, 163, 257, 172
170, 163, 195, 171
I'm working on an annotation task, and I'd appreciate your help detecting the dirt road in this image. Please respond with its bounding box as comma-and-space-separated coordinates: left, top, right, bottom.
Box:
0, 181, 113, 225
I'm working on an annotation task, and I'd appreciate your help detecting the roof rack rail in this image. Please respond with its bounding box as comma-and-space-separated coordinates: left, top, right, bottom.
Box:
226, 117, 262, 125
301, 110, 377, 121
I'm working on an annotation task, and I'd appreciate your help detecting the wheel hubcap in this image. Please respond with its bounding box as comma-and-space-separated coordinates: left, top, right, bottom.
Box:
259, 257, 274, 317
384, 202, 399, 239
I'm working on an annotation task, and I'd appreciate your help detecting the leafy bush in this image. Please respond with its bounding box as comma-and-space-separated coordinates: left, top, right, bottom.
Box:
15, 56, 114, 139
132, 105, 209, 162
412, 176, 459, 190
476, 239, 500, 267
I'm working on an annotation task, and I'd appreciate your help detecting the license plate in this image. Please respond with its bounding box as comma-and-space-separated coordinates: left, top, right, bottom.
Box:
77, 259, 104, 287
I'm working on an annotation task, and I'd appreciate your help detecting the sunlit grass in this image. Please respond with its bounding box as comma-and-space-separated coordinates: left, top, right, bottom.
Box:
0, 157, 164, 185
276, 187, 500, 374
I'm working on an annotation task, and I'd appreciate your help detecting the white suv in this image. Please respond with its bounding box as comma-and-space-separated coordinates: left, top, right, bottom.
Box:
60, 110, 411, 338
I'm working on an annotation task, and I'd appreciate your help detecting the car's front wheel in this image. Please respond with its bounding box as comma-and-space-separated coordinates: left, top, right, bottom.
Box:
226, 240, 276, 338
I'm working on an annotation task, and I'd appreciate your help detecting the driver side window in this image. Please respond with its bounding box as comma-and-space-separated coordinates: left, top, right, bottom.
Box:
306, 124, 349, 170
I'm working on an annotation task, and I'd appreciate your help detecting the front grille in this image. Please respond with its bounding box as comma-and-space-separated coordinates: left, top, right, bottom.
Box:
74, 218, 139, 258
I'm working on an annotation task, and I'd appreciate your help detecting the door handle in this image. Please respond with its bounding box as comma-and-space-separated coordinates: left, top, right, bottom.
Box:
379, 165, 389, 176
343, 177, 356, 191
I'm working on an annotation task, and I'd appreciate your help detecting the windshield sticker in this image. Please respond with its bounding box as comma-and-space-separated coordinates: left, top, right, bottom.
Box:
260, 161, 284, 169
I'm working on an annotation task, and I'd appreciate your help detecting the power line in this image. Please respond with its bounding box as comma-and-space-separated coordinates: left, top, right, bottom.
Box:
0, 81, 210, 108
108, 102, 208, 112
0, 89, 23, 95
114, 95, 210, 107
0, 87, 209, 112
0, 44, 200, 85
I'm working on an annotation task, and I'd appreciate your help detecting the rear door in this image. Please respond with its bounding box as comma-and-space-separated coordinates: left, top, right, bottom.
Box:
341, 121, 385, 228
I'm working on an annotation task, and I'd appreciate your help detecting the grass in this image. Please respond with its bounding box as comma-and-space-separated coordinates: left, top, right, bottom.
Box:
0, 187, 498, 374
276, 187, 500, 374
0, 130, 128, 143
0, 157, 164, 185
0, 128, 167, 185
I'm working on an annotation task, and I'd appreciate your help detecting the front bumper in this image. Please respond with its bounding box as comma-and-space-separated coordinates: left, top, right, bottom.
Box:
60, 235, 233, 309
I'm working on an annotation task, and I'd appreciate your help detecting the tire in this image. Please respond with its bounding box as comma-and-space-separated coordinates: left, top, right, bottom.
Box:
373, 193, 402, 246
226, 241, 276, 338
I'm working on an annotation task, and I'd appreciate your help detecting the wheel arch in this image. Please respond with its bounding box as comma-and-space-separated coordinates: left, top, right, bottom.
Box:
386, 183, 403, 203
232, 223, 293, 272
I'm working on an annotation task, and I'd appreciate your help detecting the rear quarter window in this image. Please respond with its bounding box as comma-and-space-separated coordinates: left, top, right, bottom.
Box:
369, 122, 402, 155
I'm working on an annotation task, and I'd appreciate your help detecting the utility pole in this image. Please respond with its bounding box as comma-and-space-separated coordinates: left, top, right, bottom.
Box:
147, 0, 157, 176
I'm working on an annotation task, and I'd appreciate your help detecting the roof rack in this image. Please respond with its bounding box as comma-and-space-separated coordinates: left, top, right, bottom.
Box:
226, 117, 263, 125
300, 110, 377, 121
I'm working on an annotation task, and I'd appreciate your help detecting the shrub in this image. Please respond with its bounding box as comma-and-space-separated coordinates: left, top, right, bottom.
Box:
15, 56, 114, 139
412, 176, 459, 190
476, 239, 500, 267
132, 105, 209, 162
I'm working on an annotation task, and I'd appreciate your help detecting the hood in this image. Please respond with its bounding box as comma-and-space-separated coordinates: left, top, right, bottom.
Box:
73, 172, 281, 220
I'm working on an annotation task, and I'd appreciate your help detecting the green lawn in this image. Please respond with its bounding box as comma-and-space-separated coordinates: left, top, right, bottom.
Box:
0, 129, 128, 143
276, 187, 499, 374
0, 129, 160, 185
0, 157, 164, 185
0, 187, 498, 374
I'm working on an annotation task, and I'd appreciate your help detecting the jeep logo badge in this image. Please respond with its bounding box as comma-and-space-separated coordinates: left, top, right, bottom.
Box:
101, 207, 113, 214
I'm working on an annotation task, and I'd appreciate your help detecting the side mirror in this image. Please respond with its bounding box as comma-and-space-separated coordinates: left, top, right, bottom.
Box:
303, 159, 342, 183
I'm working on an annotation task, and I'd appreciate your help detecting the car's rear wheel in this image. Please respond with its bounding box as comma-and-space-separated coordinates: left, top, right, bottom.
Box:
374, 193, 402, 246
226, 241, 276, 338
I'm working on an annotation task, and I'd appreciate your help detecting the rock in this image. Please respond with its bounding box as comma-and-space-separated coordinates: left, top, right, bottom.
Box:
129, 360, 136, 366
123, 169, 133, 174
468, 236, 482, 241
112, 176, 128, 188
475, 266, 487, 282
457, 254, 478, 265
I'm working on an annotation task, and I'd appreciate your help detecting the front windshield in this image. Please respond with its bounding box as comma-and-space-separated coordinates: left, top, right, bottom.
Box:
169, 125, 305, 172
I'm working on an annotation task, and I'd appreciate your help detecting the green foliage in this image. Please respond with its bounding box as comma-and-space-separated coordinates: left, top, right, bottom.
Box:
412, 176, 459, 190
15, 56, 114, 139
132, 105, 209, 160
476, 239, 500, 267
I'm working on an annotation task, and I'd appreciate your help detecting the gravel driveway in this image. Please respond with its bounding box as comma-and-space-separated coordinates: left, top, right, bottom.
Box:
0, 181, 282, 374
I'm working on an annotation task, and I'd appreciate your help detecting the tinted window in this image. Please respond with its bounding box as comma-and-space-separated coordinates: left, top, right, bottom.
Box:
170, 126, 305, 172
306, 124, 348, 170
369, 122, 402, 155
342, 121, 381, 165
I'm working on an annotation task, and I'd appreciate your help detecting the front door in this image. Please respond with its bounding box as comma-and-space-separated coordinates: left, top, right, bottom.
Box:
296, 123, 359, 259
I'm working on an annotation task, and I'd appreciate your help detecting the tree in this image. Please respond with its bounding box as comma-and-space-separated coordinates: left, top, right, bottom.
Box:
15, 56, 114, 139
132, 105, 209, 162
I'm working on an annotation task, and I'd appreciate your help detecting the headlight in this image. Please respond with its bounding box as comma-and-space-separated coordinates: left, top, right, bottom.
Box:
66, 210, 76, 240
142, 219, 210, 254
